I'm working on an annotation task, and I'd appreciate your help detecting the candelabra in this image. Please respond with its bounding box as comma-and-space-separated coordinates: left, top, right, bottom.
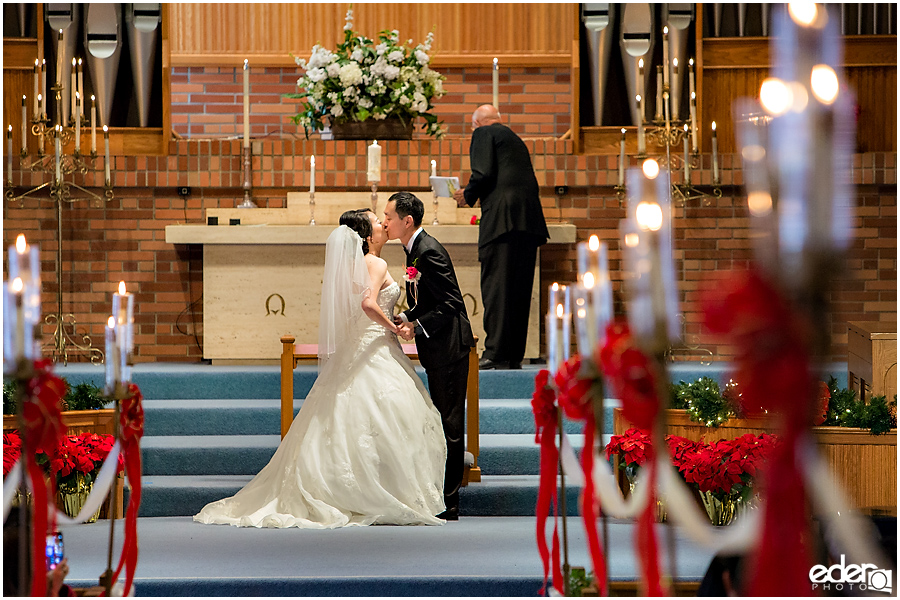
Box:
5, 73, 113, 365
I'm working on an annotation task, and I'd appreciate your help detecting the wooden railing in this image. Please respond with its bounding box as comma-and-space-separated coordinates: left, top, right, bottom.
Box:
280, 335, 481, 484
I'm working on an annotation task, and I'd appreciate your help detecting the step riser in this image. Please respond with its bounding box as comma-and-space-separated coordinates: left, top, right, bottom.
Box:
138, 480, 583, 518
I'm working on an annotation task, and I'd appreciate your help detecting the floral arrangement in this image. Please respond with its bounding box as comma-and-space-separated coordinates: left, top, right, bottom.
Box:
469, 215, 480, 225
821, 376, 896, 435
3, 431, 123, 493
3, 431, 21, 477
287, 6, 447, 138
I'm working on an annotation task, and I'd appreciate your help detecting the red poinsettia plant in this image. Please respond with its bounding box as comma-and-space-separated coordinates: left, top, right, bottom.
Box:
35, 432, 123, 493
3, 431, 21, 477
605, 427, 652, 483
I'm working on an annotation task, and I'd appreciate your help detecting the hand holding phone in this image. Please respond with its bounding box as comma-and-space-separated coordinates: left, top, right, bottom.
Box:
45, 531, 64, 570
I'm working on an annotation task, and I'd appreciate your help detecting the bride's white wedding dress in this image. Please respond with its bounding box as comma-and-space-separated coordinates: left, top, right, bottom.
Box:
194, 281, 447, 528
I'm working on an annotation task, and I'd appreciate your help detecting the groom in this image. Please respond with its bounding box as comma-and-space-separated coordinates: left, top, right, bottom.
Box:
383, 191, 475, 521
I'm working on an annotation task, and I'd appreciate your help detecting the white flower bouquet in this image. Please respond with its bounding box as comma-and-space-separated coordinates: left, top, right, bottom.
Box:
287, 7, 446, 138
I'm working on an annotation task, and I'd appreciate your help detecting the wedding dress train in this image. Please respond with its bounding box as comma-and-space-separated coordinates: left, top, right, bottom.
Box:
194, 282, 447, 528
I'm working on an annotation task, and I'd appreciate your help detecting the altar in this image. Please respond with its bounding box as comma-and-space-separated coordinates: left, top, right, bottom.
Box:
165, 192, 576, 363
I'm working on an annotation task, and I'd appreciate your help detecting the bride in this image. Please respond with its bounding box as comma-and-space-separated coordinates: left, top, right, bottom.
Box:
194, 209, 447, 528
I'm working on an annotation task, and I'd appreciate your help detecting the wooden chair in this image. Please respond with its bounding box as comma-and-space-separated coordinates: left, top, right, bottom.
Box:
280, 335, 482, 484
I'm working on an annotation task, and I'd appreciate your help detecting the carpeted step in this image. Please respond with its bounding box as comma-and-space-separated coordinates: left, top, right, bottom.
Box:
140, 433, 596, 477
138, 474, 588, 518
141, 398, 611, 437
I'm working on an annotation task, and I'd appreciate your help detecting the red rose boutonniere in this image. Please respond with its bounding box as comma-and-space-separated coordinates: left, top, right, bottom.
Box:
403, 258, 421, 303
470, 215, 480, 225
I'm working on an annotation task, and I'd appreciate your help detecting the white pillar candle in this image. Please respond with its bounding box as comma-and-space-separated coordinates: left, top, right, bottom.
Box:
683, 124, 690, 184
655, 67, 663, 120
103, 125, 111, 184
77, 59, 84, 120
546, 283, 571, 376
54, 126, 62, 183
112, 281, 134, 385
55, 30, 64, 84
431, 159, 437, 178
690, 92, 698, 153
7, 126, 12, 183
70, 58, 77, 119
21, 96, 27, 154
492, 58, 499, 109
688, 58, 696, 101
74, 94, 81, 152
33, 59, 39, 116
636, 95, 646, 155
711, 121, 719, 184
662, 26, 669, 87
618, 128, 626, 187
9, 234, 41, 341
105, 315, 117, 391
12, 278, 25, 361
367, 140, 381, 182
41, 60, 47, 117
309, 155, 315, 194
242, 59, 250, 148
576, 235, 613, 349
91, 95, 97, 153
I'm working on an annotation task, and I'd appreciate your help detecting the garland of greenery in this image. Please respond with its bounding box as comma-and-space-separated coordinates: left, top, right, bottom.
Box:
3, 378, 109, 415
669, 376, 895, 435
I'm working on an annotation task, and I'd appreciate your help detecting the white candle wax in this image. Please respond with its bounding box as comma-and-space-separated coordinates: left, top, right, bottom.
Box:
33, 60, 39, 116
21, 96, 27, 153
662, 27, 669, 87
690, 92, 698, 153
7, 126, 12, 182
242, 59, 250, 148
655, 67, 663, 119
492, 58, 499, 109
75, 94, 81, 151
77, 59, 84, 119
103, 126, 110, 184
55, 30, 64, 84
112, 282, 135, 384
431, 159, 436, 178
637, 96, 646, 155
688, 58, 696, 101
711, 122, 719, 184
546, 284, 570, 376
683, 125, 690, 183
309, 155, 315, 194
41, 60, 47, 117
105, 316, 116, 391
618, 128, 626, 187
54, 128, 61, 183
70, 58, 77, 119
367, 140, 381, 182
91, 96, 97, 153
12, 279, 25, 361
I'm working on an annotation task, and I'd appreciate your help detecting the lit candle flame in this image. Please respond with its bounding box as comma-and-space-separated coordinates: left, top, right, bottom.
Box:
712, 121, 717, 132
624, 232, 640, 248
636, 201, 663, 232
108, 315, 116, 328
15, 234, 26, 254
583, 272, 595, 289
11, 277, 23, 293
642, 158, 660, 179
555, 303, 563, 318
577, 308, 586, 320
810, 64, 839, 104
551, 282, 559, 291
588, 235, 600, 252
118, 281, 127, 295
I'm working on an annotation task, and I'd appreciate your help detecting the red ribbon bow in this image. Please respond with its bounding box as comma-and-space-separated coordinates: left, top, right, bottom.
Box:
530, 369, 563, 596
107, 383, 145, 597
553, 356, 609, 596
22, 359, 67, 596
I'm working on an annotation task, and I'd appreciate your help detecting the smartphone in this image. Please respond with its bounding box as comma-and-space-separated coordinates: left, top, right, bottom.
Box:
45, 531, 64, 570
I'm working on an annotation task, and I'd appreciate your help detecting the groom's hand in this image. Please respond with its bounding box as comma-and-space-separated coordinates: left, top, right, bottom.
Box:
397, 321, 416, 341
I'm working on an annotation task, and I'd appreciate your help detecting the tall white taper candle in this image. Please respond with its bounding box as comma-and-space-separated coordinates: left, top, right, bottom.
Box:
243, 59, 250, 148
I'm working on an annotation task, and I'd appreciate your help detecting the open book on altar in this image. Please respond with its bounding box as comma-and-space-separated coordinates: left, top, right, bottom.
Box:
430, 176, 460, 198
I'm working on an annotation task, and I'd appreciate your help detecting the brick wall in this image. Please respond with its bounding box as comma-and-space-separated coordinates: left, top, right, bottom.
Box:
4, 138, 896, 365
171, 66, 572, 140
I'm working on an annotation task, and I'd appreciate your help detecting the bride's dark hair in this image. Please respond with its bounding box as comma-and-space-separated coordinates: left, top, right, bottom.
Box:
339, 208, 374, 254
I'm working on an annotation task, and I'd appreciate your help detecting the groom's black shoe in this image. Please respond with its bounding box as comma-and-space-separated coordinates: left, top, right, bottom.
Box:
479, 357, 508, 370
436, 506, 459, 521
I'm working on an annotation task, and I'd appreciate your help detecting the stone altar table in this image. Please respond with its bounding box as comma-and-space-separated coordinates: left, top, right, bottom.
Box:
165, 191, 576, 363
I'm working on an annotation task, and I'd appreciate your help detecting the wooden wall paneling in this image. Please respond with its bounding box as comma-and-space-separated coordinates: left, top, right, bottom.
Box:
847, 66, 897, 152
167, 3, 574, 67
161, 4, 172, 149
700, 67, 768, 154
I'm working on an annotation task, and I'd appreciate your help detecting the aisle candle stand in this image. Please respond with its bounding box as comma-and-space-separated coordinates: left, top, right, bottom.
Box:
238, 59, 257, 209
5, 28, 113, 364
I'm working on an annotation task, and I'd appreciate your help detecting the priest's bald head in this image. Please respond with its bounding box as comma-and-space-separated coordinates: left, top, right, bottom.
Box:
472, 104, 501, 129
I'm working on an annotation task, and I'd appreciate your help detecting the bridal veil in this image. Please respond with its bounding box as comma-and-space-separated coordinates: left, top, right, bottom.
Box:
318, 225, 371, 361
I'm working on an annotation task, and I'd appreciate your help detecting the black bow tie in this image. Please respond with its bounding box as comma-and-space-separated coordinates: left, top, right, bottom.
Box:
403, 246, 410, 256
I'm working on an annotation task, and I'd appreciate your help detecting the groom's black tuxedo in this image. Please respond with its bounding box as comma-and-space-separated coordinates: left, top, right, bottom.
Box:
402, 229, 474, 514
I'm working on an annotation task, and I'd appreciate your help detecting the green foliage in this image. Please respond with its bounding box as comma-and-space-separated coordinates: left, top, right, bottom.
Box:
822, 376, 897, 435
567, 567, 595, 597
671, 377, 734, 427
2, 378, 109, 414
